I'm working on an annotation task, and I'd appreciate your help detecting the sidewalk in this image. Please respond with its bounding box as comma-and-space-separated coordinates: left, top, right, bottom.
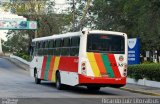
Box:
122, 83, 160, 96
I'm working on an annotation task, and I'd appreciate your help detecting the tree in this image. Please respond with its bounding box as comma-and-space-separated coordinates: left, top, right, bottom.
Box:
91, 0, 126, 31
2, 0, 72, 57
91, 0, 160, 53
3, 30, 29, 53
2, 0, 71, 37
67, 0, 93, 31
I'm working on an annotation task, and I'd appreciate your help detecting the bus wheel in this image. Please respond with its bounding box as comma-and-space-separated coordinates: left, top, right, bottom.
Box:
87, 86, 101, 91
34, 70, 41, 84
56, 72, 63, 90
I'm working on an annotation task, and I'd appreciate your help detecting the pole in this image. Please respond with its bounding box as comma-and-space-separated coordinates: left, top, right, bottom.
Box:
0, 37, 3, 55
35, 30, 38, 38
72, 0, 75, 31
35, 0, 38, 38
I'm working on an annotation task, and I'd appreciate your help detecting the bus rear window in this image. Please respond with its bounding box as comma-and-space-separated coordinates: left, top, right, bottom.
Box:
87, 34, 125, 54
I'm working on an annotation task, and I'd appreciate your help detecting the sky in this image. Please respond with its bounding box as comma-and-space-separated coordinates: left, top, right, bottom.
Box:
54, 0, 69, 13
0, 0, 66, 41
55, 0, 66, 4
0, 9, 10, 41
0, 30, 7, 41
0, 8, 27, 41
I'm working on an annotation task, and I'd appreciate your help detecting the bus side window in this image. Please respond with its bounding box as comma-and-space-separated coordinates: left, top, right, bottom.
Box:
42, 41, 45, 55
38, 41, 42, 56
37, 42, 41, 55
48, 40, 54, 55
46, 41, 49, 55
61, 38, 70, 56
63, 38, 70, 47
55, 39, 61, 56
52, 40, 55, 48
71, 37, 80, 46
42, 41, 45, 48
70, 37, 80, 56
45, 41, 49, 48
35, 42, 39, 56
53, 40, 56, 55
30, 42, 35, 56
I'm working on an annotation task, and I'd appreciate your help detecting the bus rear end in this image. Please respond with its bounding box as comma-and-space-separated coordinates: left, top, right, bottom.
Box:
78, 30, 128, 89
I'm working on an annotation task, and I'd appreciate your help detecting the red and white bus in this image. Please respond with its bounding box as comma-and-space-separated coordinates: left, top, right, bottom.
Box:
30, 30, 128, 90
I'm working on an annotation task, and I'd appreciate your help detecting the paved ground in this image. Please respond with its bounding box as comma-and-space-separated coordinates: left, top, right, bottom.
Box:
122, 83, 160, 96
0, 57, 159, 104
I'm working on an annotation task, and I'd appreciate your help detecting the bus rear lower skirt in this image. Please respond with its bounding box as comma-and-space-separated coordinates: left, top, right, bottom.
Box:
78, 74, 126, 85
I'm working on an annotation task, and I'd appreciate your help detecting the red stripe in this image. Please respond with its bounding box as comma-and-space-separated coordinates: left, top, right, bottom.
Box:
40, 56, 47, 79
58, 56, 78, 72
108, 54, 121, 78
79, 74, 126, 85
48, 56, 55, 80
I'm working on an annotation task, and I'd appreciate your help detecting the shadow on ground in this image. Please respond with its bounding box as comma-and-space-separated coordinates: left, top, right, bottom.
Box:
39, 81, 118, 96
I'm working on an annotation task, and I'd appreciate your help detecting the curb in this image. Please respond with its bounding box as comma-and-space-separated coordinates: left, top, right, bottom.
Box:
121, 87, 160, 96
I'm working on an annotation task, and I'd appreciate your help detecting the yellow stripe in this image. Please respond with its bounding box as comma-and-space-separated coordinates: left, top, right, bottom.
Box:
87, 53, 101, 77
51, 56, 60, 81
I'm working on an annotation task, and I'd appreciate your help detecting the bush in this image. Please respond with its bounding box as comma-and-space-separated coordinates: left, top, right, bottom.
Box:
128, 63, 160, 81
14, 51, 31, 61
21, 54, 31, 61
142, 61, 153, 64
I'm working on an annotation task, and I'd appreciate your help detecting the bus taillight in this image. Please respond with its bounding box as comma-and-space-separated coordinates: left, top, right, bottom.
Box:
123, 68, 127, 77
81, 62, 86, 75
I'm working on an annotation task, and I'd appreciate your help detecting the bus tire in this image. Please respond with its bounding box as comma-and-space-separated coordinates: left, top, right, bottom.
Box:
87, 86, 101, 91
56, 72, 63, 90
34, 69, 41, 84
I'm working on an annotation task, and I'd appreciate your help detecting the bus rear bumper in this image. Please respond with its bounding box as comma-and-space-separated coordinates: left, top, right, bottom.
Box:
79, 74, 126, 85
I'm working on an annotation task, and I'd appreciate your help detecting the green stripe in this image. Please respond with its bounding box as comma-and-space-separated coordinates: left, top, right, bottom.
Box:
101, 54, 115, 78
44, 56, 52, 80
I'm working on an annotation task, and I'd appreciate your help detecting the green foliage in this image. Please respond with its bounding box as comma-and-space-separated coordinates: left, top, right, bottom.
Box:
3, 30, 32, 61
128, 64, 160, 81
36, 14, 70, 37
91, 0, 160, 51
15, 51, 31, 61
2, 0, 72, 38
2, 0, 72, 58
92, 0, 126, 31
142, 61, 153, 64
3, 30, 30, 53
67, 0, 92, 31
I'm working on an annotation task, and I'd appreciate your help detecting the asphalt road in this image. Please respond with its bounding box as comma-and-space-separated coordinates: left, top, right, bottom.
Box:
0, 58, 156, 104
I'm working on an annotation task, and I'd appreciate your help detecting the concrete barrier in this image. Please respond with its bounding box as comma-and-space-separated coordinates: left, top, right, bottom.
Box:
127, 78, 160, 88
10, 55, 30, 65
8, 55, 30, 71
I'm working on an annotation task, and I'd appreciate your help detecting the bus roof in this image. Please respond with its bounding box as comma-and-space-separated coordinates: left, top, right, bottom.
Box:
32, 31, 82, 42
89, 30, 126, 36
32, 30, 126, 42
